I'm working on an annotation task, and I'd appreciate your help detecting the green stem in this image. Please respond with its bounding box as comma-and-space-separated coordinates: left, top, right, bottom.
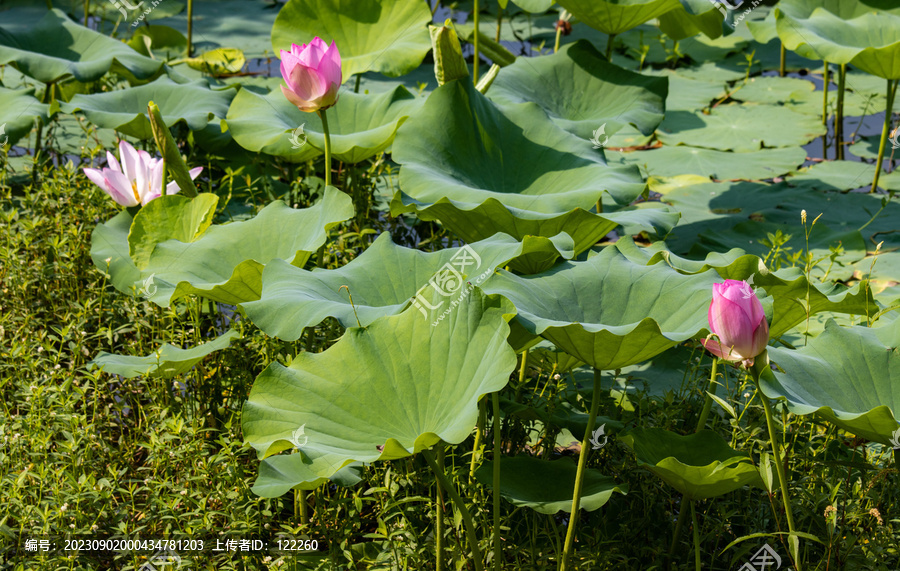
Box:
473, 0, 480, 85
319, 108, 332, 187
690, 500, 701, 571
492, 392, 502, 571
354, 74, 361, 93
553, 19, 563, 53
496, 2, 503, 42
84, 0, 89, 26
436, 446, 445, 571
560, 369, 602, 571
872, 78, 899, 194
294, 487, 308, 525
423, 448, 485, 571
186, 0, 194, 57
822, 61, 829, 160
779, 42, 786, 77
606, 34, 616, 60
760, 392, 801, 571
836, 64, 846, 161
470, 398, 486, 480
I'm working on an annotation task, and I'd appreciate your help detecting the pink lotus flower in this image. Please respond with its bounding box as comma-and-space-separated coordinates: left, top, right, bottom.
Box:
84, 140, 202, 207
701, 279, 769, 366
279, 38, 342, 113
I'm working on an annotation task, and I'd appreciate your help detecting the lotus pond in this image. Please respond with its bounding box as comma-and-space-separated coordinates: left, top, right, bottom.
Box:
2, 0, 900, 569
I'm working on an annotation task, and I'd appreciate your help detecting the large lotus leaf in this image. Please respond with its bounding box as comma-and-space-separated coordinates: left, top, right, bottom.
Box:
642, 69, 726, 112
776, 0, 900, 19
657, 1, 726, 41
88, 330, 239, 379
555, 0, 681, 35
57, 76, 234, 140
224, 84, 421, 164
91, 210, 142, 294
611, 146, 806, 181
775, 9, 900, 78
475, 457, 627, 514
731, 76, 816, 105
480, 243, 725, 370
128, 194, 219, 269
487, 40, 668, 139
127, 25, 188, 61
272, 0, 432, 80
242, 231, 574, 341
760, 318, 900, 445
785, 160, 876, 192
391, 79, 676, 253
0, 9, 162, 83
136, 190, 353, 306
657, 106, 826, 152
242, 285, 518, 497
0, 86, 47, 147
621, 428, 764, 500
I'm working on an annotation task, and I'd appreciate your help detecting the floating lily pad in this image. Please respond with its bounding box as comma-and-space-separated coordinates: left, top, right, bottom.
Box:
487, 40, 668, 139
58, 75, 234, 140
0, 9, 162, 83
656, 105, 826, 152
621, 428, 764, 500
611, 146, 806, 181
242, 232, 574, 341
760, 318, 900, 445
242, 285, 518, 496
731, 76, 816, 105
272, 0, 432, 80
475, 456, 627, 514
89, 329, 240, 378
224, 84, 422, 164
785, 160, 876, 192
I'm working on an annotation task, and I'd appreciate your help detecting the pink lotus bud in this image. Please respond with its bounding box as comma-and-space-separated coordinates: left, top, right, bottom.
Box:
279, 38, 342, 113
701, 280, 769, 366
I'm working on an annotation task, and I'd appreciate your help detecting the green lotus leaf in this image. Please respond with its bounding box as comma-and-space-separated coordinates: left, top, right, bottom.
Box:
0, 86, 47, 147
555, 0, 681, 35
128, 194, 219, 269
242, 285, 518, 497
138, 189, 354, 306
58, 76, 234, 140
91, 210, 142, 295
271, 0, 432, 80
760, 318, 900, 445
224, 84, 421, 164
487, 40, 668, 139
657, 2, 725, 41
127, 25, 188, 61
642, 69, 726, 112
621, 428, 764, 500
776, 0, 900, 20
775, 9, 900, 78
391, 79, 676, 253
0, 9, 162, 83
656, 105, 827, 152
150, 0, 275, 59
610, 146, 806, 181
242, 231, 574, 341
510, 0, 554, 12
475, 456, 627, 514
732, 76, 816, 105
182, 47, 246, 76
88, 329, 240, 378
785, 160, 876, 192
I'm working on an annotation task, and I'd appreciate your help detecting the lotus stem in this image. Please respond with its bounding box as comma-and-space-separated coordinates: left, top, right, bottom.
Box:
473, 0, 480, 85
553, 18, 563, 53
470, 398, 486, 480
822, 61, 829, 160
45, 0, 52, 9
84, 0, 89, 26
318, 108, 332, 187
436, 445, 445, 571
560, 368, 602, 571
354, 74, 361, 93
871, 78, 899, 194
606, 34, 616, 60
423, 448, 485, 571
779, 42, 785, 77
186, 0, 194, 57
836, 64, 846, 160
496, 1, 503, 42
492, 391, 502, 571
294, 487, 308, 526
760, 391, 801, 571
690, 500, 701, 571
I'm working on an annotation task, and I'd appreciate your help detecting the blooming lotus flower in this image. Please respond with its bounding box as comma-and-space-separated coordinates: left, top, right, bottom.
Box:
84, 140, 202, 207
280, 38, 342, 113
701, 279, 769, 366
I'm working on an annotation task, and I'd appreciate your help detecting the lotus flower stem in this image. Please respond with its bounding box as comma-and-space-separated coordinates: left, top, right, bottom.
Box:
690, 500, 701, 571
835, 64, 846, 161
553, 19, 563, 53
560, 368, 602, 571
84, 0, 89, 26
473, 0, 480, 85
822, 61, 829, 160
436, 445, 446, 570
423, 448, 485, 571
186, 0, 194, 57
779, 43, 785, 77
871, 78, 899, 194
760, 391, 801, 571
318, 108, 333, 187
492, 391, 502, 571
